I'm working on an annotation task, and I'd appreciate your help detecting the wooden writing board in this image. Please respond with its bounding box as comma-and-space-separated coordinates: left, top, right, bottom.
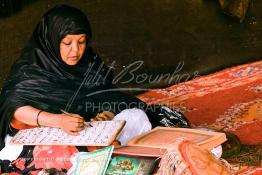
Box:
113, 127, 227, 157
128, 127, 227, 150
10, 120, 126, 146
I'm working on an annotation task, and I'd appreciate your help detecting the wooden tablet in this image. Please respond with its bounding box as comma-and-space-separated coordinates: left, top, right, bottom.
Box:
127, 127, 227, 151
113, 146, 162, 158
10, 120, 126, 146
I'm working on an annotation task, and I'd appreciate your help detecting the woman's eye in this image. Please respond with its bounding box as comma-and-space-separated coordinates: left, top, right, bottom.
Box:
78, 40, 86, 44
63, 42, 71, 45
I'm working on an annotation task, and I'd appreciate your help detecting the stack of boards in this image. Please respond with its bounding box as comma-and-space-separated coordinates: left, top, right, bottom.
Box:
11, 121, 226, 157
114, 127, 227, 157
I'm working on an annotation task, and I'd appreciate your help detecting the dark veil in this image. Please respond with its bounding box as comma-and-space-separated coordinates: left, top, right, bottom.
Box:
0, 5, 145, 150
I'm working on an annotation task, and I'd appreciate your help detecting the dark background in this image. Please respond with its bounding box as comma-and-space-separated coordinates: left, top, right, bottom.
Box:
0, 0, 261, 91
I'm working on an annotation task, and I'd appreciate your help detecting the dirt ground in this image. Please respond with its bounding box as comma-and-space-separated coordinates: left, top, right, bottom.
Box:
0, 0, 261, 90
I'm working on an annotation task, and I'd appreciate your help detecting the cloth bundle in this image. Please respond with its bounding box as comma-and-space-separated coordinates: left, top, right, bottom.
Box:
156, 139, 233, 175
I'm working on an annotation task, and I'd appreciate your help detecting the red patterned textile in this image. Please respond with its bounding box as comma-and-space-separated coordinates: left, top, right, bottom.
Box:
30, 145, 78, 171
138, 61, 262, 175
138, 61, 262, 145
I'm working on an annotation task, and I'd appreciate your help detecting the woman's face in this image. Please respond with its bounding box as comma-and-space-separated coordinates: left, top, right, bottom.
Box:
60, 34, 86, 65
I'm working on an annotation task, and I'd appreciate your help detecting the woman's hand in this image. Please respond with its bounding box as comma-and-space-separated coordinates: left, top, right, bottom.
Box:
90, 111, 115, 122
59, 113, 85, 136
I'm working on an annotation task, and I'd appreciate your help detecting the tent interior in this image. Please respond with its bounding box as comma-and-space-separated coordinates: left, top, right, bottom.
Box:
0, 0, 261, 174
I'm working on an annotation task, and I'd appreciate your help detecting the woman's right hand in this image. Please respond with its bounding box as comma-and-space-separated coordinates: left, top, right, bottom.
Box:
58, 113, 85, 136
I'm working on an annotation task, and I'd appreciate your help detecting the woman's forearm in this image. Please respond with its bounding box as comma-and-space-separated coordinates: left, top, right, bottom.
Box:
13, 106, 86, 135
13, 106, 62, 128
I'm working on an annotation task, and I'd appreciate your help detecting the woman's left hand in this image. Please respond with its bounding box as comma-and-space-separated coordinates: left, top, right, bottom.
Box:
90, 111, 115, 121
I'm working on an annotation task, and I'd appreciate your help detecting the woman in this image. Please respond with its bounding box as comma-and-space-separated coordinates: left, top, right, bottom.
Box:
0, 4, 151, 173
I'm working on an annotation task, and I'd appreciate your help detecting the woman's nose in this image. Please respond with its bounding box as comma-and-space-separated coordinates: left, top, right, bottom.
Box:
71, 42, 79, 53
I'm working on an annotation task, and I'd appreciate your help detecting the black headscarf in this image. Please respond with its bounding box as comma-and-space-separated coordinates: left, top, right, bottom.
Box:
0, 5, 145, 150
